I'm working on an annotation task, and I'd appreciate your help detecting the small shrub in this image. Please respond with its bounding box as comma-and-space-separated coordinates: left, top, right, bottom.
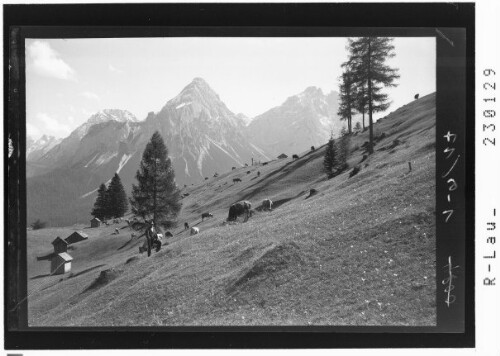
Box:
31, 219, 47, 230
160, 220, 177, 229
375, 132, 386, 142
349, 166, 361, 178
360, 154, 368, 163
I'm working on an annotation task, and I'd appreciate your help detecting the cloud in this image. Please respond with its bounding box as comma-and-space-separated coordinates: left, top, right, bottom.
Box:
36, 113, 72, 138
108, 64, 124, 74
27, 123, 42, 139
27, 41, 76, 81
81, 91, 100, 100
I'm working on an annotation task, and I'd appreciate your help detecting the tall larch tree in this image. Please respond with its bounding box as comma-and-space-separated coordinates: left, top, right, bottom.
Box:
107, 173, 128, 218
337, 70, 356, 134
347, 37, 400, 154
130, 131, 182, 223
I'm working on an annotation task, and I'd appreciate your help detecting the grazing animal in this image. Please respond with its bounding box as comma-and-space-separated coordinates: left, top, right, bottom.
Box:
414, 93, 419, 100
227, 200, 252, 221
190, 227, 200, 235
311, 146, 315, 151
184, 222, 189, 230
233, 178, 242, 183
232, 167, 236, 170
262, 198, 273, 211
165, 231, 173, 238
201, 212, 213, 221
156, 233, 164, 240
292, 154, 299, 160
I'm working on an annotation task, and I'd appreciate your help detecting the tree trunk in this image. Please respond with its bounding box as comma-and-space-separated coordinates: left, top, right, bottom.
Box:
367, 39, 374, 154
153, 159, 157, 223
362, 110, 365, 129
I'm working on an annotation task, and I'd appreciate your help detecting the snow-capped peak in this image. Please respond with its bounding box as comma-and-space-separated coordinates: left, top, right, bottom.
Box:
71, 109, 138, 140
26, 134, 62, 159
86, 109, 138, 125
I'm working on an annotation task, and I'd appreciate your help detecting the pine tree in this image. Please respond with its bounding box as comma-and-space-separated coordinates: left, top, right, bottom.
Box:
336, 135, 350, 172
323, 136, 338, 177
337, 70, 356, 134
130, 131, 182, 223
91, 183, 108, 220
347, 37, 399, 154
107, 173, 128, 218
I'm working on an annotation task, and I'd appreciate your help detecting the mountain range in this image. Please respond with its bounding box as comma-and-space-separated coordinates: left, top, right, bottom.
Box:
27, 78, 346, 226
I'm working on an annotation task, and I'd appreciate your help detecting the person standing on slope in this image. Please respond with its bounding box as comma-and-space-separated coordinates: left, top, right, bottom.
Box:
139, 219, 162, 256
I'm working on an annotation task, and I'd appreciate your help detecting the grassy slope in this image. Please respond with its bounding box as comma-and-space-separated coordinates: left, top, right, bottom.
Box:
27, 93, 436, 326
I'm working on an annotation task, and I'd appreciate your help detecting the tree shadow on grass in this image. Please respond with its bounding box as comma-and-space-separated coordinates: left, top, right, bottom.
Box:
239, 146, 326, 202
30, 273, 52, 280
69, 264, 107, 279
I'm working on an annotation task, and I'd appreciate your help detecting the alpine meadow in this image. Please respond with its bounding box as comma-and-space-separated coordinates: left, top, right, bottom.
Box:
25, 36, 437, 326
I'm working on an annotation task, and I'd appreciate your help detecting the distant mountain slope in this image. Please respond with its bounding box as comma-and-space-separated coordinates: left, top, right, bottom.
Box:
245, 87, 341, 158
27, 135, 62, 161
27, 93, 436, 327
142, 77, 270, 183
27, 79, 270, 227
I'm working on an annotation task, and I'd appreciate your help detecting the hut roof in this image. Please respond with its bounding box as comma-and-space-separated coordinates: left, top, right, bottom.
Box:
51, 237, 68, 246
56, 252, 73, 262
72, 231, 88, 238
91, 217, 101, 222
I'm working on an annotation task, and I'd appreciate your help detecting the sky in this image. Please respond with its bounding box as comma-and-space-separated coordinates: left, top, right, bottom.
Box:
26, 37, 435, 139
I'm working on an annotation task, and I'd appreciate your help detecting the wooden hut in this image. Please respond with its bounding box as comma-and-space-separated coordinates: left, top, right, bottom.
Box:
51, 252, 73, 275
65, 231, 88, 244
90, 217, 102, 228
51, 237, 68, 254
277, 153, 288, 159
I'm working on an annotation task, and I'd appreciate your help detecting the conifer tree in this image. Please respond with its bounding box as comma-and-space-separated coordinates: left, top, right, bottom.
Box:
336, 135, 350, 172
347, 37, 399, 154
337, 70, 356, 134
91, 183, 108, 220
107, 173, 128, 218
354, 121, 362, 132
323, 136, 338, 177
130, 131, 182, 223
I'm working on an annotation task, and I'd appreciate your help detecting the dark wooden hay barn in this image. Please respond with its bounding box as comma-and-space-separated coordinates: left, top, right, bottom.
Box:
65, 231, 89, 244
51, 237, 68, 254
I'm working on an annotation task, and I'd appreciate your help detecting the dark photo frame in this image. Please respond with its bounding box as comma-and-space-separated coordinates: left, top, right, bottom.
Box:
4, 3, 474, 350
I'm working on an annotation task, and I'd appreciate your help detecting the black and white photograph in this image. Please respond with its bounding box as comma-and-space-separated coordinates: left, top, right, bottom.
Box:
4, 2, 477, 351
23, 34, 438, 327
